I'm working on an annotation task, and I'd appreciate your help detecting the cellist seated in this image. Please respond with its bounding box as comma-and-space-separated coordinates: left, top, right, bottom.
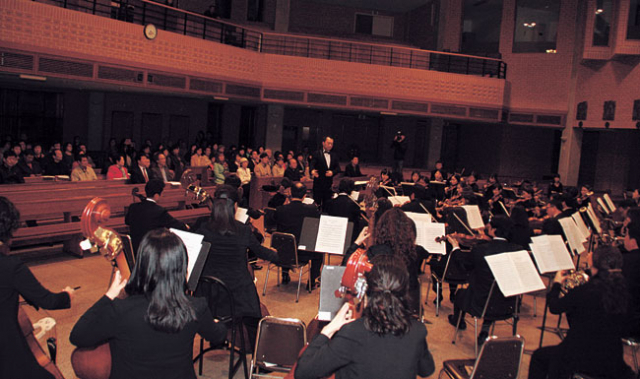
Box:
293, 255, 435, 379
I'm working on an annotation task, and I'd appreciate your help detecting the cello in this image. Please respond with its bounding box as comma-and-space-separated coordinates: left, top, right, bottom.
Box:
18, 306, 65, 379
71, 198, 134, 379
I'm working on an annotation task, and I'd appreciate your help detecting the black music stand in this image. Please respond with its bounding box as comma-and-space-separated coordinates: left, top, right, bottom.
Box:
298, 216, 354, 265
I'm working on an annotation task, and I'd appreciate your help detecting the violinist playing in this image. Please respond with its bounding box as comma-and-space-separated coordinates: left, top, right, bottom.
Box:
576, 184, 594, 208
0, 197, 75, 379
294, 255, 435, 379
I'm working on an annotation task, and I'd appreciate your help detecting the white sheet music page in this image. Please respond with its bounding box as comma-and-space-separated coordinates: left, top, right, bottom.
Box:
485, 251, 546, 297
530, 235, 575, 274
571, 212, 590, 241
315, 215, 349, 255
350, 191, 360, 202
170, 228, 204, 281
420, 223, 447, 255
586, 203, 602, 234
302, 197, 315, 205
405, 212, 432, 224
235, 207, 249, 223
558, 217, 586, 255
389, 196, 410, 206
603, 193, 616, 213
461, 205, 484, 229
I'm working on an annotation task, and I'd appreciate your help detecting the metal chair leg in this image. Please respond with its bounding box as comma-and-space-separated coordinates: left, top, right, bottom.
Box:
262, 265, 271, 296
307, 261, 312, 293
435, 281, 441, 317
451, 312, 463, 344
296, 267, 303, 302
474, 318, 479, 357
199, 337, 204, 375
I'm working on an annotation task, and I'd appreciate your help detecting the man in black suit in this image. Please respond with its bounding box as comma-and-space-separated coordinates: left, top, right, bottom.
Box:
129, 154, 151, 184
325, 178, 362, 244
274, 182, 323, 287
541, 199, 566, 236
448, 216, 522, 345
401, 184, 436, 217
44, 149, 69, 176
150, 152, 174, 182
125, 179, 188, 253
309, 136, 340, 210
344, 156, 362, 177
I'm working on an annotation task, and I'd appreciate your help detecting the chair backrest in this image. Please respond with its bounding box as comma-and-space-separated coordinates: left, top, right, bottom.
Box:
470, 335, 525, 379
263, 207, 277, 232
199, 275, 235, 321
481, 281, 517, 321
253, 317, 307, 371
271, 232, 298, 267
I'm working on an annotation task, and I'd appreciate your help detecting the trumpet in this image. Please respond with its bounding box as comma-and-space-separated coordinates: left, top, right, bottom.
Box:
560, 270, 589, 296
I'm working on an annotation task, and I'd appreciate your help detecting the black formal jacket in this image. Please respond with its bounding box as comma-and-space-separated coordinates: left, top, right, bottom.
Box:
0, 164, 24, 184
401, 199, 436, 218
274, 200, 321, 242
344, 163, 362, 178
0, 254, 70, 379
623, 248, 640, 338
43, 160, 68, 176
129, 165, 150, 184
324, 194, 362, 241
309, 149, 340, 190
546, 279, 632, 378
459, 239, 523, 316
197, 221, 278, 318
294, 318, 434, 379
70, 295, 226, 379
150, 166, 173, 182
125, 199, 186, 253
17, 161, 43, 177
542, 215, 564, 236
284, 167, 302, 182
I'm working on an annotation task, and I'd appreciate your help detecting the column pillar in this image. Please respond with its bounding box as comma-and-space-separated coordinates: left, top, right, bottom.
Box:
265, 104, 284, 151
88, 92, 104, 150
558, 126, 582, 186
274, 0, 290, 32
426, 118, 444, 169
437, 0, 463, 52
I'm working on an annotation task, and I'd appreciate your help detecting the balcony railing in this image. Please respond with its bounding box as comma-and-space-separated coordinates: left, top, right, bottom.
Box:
37, 0, 507, 79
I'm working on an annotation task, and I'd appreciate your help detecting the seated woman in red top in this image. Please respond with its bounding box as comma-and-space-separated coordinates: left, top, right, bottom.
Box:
106, 154, 129, 180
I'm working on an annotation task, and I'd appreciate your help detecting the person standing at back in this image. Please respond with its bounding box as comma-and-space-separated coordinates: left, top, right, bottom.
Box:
309, 136, 340, 210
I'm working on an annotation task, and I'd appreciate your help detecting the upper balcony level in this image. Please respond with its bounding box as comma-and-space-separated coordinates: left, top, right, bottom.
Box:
0, 0, 523, 124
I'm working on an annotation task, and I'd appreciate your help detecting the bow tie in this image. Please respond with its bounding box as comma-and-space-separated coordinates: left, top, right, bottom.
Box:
323, 151, 330, 154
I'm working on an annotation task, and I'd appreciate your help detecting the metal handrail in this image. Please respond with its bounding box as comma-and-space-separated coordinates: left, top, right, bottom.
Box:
44, 0, 507, 79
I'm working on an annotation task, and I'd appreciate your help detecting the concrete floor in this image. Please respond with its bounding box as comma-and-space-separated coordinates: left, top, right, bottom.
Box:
22, 253, 640, 379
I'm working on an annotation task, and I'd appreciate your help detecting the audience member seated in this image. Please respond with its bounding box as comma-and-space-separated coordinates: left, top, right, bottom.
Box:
254, 153, 272, 177
167, 144, 186, 181
44, 149, 69, 176
129, 154, 151, 184
107, 154, 130, 180
32, 144, 47, 166
70, 229, 226, 379
62, 142, 75, 172
344, 155, 362, 178
0, 151, 24, 184
151, 152, 174, 182
273, 182, 323, 286
528, 246, 635, 379
272, 157, 286, 177
70, 155, 98, 181
190, 147, 210, 167
212, 152, 228, 185
284, 158, 303, 182
294, 255, 435, 379
1, 197, 75, 379
17, 149, 43, 177
195, 185, 278, 348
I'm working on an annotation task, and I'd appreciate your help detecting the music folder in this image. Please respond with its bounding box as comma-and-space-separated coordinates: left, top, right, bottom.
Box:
170, 228, 211, 291
298, 216, 354, 255
317, 265, 347, 321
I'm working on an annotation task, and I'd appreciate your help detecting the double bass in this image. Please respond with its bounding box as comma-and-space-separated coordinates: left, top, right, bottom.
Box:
71, 198, 135, 379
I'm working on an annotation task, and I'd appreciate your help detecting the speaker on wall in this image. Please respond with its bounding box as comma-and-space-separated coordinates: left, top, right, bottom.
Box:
603, 100, 616, 121
633, 100, 640, 121
576, 101, 588, 120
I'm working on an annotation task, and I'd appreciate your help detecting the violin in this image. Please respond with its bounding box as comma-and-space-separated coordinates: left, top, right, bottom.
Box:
18, 306, 64, 379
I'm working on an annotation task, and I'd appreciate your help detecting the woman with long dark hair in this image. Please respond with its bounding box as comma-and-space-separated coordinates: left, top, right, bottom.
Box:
70, 229, 226, 379
294, 255, 434, 379
528, 246, 635, 379
1, 197, 75, 379
196, 185, 278, 348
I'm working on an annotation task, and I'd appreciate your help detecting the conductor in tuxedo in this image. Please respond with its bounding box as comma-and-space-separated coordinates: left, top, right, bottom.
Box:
274, 182, 323, 288
125, 179, 188, 253
309, 136, 340, 210
447, 216, 522, 345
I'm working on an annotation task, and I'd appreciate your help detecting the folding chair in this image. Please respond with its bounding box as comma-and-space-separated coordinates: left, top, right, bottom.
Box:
426, 247, 469, 317
451, 281, 519, 357
623, 337, 639, 373
250, 317, 307, 378
439, 335, 525, 379
193, 276, 249, 379
263, 232, 311, 302
263, 207, 277, 235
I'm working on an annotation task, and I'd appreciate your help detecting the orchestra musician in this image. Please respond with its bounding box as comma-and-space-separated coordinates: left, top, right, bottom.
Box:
485, 183, 507, 216
528, 246, 635, 379
448, 216, 523, 346
0, 197, 75, 379
195, 185, 279, 348
70, 229, 227, 379
430, 160, 448, 182
548, 174, 564, 198
293, 255, 435, 379
125, 179, 188, 253
409, 171, 427, 186
400, 184, 436, 217
325, 178, 363, 244
576, 184, 594, 208
622, 221, 640, 340
344, 156, 363, 178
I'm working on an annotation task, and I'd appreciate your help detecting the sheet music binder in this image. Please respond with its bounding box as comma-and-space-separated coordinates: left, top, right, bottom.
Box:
187, 241, 211, 292
299, 217, 354, 255
318, 265, 347, 321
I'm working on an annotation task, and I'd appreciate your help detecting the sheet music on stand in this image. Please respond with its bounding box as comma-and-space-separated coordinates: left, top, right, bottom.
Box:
603, 193, 616, 213
597, 197, 610, 215
302, 197, 315, 205
170, 228, 211, 291
484, 251, 546, 297
529, 235, 575, 274
315, 215, 349, 255
350, 191, 360, 202
388, 196, 410, 206
416, 222, 446, 255
558, 217, 587, 255
586, 203, 602, 234
571, 212, 590, 241
461, 205, 484, 229
235, 207, 249, 224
